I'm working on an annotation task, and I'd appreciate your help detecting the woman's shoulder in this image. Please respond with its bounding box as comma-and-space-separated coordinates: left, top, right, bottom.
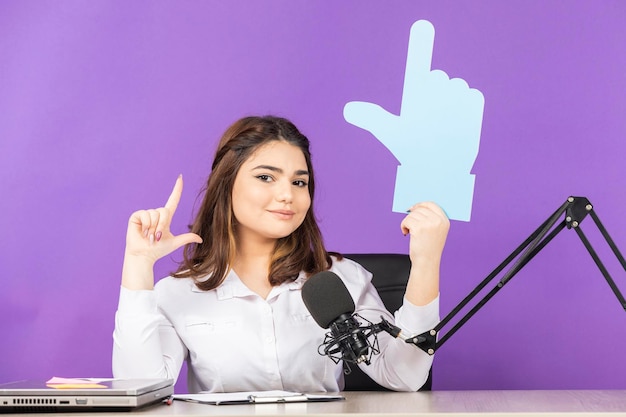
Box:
154, 275, 198, 294
329, 254, 373, 284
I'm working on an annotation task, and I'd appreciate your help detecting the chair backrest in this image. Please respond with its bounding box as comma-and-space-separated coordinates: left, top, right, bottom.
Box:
342, 253, 433, 391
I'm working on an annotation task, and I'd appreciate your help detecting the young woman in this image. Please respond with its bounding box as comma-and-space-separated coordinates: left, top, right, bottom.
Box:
112, 115, 449, 393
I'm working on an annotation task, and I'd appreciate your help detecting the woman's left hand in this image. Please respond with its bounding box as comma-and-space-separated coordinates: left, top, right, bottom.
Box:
400, 202, 449, 306
401, 202, 450, 263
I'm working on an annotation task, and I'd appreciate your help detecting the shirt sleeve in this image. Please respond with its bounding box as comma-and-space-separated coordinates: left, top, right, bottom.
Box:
338, 259, 439, 391
112, 286, 186, 383
378, 296, 438, 391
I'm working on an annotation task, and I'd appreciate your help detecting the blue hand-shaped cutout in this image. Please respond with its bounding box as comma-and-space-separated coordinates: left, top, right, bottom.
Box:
344, 20, 484, 222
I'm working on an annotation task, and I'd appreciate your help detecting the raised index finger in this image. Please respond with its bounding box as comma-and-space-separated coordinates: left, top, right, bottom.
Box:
164, 174, 184, 213
401, 20, 435, 111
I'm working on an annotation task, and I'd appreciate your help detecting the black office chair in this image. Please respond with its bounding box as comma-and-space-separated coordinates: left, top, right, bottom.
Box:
342, 253, 433, 391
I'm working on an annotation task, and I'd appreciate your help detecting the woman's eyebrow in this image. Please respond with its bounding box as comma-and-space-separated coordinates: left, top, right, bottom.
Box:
252, 165, 309, 176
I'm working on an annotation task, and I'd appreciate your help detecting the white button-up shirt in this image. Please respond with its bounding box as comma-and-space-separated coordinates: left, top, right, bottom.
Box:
113, 257, 438, 392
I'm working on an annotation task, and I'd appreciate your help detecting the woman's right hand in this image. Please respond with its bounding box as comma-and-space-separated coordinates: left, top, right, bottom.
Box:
121, 175, 203, 290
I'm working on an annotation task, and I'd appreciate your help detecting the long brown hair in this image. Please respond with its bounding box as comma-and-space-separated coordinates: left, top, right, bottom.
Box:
173, 115, 335, 290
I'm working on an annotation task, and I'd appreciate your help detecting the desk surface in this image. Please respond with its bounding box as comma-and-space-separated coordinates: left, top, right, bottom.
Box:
8, 390, 626, 416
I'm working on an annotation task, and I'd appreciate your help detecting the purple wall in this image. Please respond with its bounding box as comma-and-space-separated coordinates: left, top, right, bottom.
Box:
1, 1, 625, 391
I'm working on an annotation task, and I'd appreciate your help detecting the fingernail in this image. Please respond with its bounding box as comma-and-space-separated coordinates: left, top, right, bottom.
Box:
143, 229, 149, 237
149, 234, 155, 244
156, 231, 162, 241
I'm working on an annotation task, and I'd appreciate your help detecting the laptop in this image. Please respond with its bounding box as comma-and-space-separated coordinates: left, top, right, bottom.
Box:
0, 378, 173, 413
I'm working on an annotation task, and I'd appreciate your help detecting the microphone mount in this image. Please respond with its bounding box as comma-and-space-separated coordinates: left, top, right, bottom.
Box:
398, 196, 626, 355
318, 313, 381, 373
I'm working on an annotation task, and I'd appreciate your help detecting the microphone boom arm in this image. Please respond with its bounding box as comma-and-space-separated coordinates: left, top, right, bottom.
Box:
401, 196, 626, 355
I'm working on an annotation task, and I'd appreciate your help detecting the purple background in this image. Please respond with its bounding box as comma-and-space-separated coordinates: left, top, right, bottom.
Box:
1, 1, 625, 391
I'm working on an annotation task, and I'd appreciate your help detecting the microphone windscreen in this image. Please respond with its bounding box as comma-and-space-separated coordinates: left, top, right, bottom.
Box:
302, 271, 355, 329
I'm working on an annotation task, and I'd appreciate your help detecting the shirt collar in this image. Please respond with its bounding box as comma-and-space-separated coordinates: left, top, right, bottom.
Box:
190, 269, 308, 300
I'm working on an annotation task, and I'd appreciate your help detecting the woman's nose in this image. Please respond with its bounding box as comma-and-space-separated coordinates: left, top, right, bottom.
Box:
275, 180, 293, 203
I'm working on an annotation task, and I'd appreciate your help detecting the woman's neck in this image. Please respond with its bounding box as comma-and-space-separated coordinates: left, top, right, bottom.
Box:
231, 236, 276, 299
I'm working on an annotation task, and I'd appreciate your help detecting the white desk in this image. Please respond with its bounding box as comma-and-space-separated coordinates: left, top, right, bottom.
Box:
8, 390, 626, 416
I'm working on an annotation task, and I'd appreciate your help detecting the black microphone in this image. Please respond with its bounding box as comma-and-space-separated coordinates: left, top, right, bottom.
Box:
302, 271, 378, 369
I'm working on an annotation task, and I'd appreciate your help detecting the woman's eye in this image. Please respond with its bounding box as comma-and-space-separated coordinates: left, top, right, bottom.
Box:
257, 175, 272, 182
293, 179, 308, 187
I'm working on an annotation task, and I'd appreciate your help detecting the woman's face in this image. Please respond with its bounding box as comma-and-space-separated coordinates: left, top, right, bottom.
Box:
231, 140, 311, 244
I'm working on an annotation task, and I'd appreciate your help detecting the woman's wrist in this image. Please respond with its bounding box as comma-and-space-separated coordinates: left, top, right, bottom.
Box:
121, 254, 156, 290
405, 260, 440, 306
